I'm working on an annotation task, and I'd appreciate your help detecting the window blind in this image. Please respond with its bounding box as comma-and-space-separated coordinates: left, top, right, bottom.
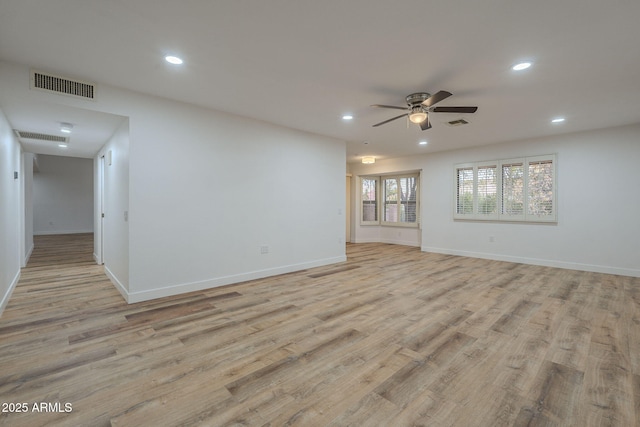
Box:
454, 155, 556, 222
528, 160, 554, 217
502, 162, 524, 216
456, 167, 474, 215
477, 165, 497, 215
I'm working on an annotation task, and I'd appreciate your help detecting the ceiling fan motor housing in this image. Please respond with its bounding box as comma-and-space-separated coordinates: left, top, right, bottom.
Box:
406, 92, 430, 107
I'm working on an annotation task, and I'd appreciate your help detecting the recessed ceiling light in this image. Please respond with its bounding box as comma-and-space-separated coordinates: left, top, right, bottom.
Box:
60, 122, 73, 133
58, 143, 68, 148
342, 115, 353, 120
551, 117, 565, 123
419, 140, 428, 146
165, 55, 183, 65
512, 62, 532, 71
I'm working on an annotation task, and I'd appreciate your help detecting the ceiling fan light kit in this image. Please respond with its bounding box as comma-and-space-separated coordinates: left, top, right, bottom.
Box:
371, 91, 478, 131
409, 108, 427, 124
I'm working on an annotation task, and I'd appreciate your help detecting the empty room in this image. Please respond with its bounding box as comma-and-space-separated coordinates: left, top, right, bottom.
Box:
1, 1, 639, 426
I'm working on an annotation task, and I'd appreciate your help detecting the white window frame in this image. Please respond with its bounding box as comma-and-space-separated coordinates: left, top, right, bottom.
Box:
359, 172, 420, 228
454, 154, 556, 222
360, 176, 379, 225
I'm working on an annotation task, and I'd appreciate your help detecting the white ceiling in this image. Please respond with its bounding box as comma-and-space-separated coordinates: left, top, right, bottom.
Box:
1, 0, 640, 161
3, 96, 126, 158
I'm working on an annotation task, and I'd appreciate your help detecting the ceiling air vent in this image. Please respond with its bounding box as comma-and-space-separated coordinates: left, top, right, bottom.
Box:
447, 118, 470, 127
14, 130, 69, 143
30, 69, 96, 100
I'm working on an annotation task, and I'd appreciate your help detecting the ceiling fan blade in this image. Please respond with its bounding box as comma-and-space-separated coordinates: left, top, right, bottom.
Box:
372, 113, 408, 127
432, 106, 478, 113
419, 115, 432, 131
371, 104, 408, 111
421, 90, 452, 108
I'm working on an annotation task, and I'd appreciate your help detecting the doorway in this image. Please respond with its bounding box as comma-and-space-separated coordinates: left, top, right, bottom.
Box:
346, 174, 352, 244
97, 154, 105, 264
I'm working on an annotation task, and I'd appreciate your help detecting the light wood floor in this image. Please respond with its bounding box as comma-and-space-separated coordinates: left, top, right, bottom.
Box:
1, 234, 639, 426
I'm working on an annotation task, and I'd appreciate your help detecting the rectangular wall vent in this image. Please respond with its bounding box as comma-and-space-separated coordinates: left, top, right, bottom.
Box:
30, 69, 96, 100
14, 130, 69, 143
447, 118, 469, 126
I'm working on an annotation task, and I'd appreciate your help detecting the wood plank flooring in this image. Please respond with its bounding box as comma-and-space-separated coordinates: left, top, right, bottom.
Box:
1, 233, 639, 426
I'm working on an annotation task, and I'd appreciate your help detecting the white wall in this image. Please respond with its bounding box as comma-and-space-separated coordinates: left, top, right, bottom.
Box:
1, 60, 346, 304
33, 154, 94, 235
0, 107, 22, 315
351, 123, 640, 277
126, 98, 346, 302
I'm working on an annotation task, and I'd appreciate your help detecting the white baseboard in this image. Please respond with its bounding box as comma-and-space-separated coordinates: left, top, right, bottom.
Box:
120, 255, 347, 304
0, 270, 20, 318
23, 243, 34, 267
352, 238, 380, 244
380, 238, 421, 247
421, 246, 640, 278
104, 265, 129, 302
352, 238, 421, 247
34, 229, 93, 236
93, 252, 102, 265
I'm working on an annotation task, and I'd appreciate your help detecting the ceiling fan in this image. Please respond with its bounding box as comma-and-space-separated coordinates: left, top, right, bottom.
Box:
371, 91, 477, 130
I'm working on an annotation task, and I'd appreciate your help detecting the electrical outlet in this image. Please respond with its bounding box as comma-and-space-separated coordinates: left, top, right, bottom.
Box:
260, 245, 269, 254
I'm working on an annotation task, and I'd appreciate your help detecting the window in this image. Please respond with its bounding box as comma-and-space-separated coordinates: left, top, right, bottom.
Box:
454, 155, 556, 222
456, 167, 474, 215
527, 159, 554, 218
501, 162, 524, 217
383, 178, 397, 222
360, 173, 420, 227
477, 165, 497, 215
361, 177, 378, 224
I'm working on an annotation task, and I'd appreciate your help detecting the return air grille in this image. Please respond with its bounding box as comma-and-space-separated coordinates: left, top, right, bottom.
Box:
14, 130, 68, 143
447, 118, 469, 126
31, 70, 96, 100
